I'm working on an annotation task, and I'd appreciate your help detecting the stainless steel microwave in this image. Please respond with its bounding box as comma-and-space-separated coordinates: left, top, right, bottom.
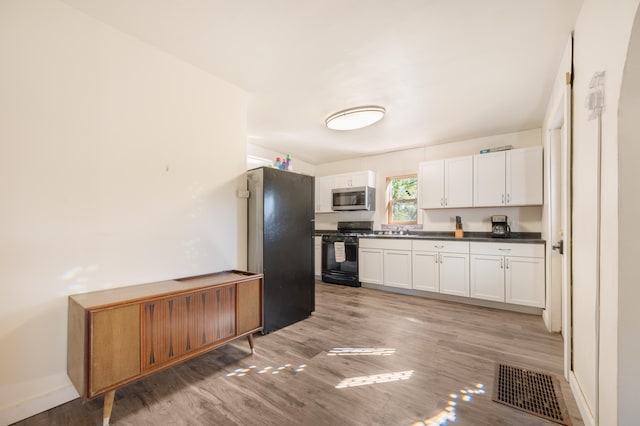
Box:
331, 186, 376, 211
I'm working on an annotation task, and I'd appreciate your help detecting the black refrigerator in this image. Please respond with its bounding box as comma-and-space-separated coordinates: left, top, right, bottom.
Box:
247, 167, 315, 333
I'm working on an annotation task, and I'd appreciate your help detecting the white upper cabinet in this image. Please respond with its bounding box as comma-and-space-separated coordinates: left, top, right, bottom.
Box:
506, 147, 543, 206
445, 156, 474, 208
418, 160, 445, 209
473, 151, 506, 207
315, 175, 334, 213
474, 146, 542, 207
334, 170, 375, 188
418, 156, 473, 209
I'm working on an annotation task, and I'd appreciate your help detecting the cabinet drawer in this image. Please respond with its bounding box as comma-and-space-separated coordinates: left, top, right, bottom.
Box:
470, 242, 544, 257
412, 240, 469, 253
359, 238, 412, 250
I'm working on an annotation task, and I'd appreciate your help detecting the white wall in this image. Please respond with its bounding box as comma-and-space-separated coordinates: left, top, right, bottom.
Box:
315, 129, 542, 233
570, 0, 640, 424
0, 1, 247, 424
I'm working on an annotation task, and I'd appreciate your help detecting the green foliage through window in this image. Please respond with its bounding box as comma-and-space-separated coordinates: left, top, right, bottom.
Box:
388, 175, 417, 224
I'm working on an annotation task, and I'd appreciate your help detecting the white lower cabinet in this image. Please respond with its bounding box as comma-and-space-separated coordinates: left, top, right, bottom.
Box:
505, 256, 545, 307
359, 247, 383, 285
470, 242, 545, 308
383, 250, 412, 289
439, 252, 470, 296
469, 255, 505, 302
412, 240, 469, 296
359, 239, 411, 288
360, 238, 545, 310
412, 251, 439, 292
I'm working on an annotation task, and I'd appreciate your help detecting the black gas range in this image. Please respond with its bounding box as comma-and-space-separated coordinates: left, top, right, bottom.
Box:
321, 221, 374, 287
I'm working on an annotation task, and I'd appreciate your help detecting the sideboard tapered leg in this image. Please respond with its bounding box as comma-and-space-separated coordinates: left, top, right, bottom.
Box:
247, 334, 255, 354
103, 390, 116, 426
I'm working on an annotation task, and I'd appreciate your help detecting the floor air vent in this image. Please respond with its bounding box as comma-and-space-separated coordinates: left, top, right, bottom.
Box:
493, 363, 571, 425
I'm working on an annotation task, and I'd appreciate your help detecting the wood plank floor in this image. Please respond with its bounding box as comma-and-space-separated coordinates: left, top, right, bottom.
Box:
14, 282, 583, 426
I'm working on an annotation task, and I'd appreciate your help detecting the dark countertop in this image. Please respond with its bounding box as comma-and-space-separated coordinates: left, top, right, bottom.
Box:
315, 230, 544, 244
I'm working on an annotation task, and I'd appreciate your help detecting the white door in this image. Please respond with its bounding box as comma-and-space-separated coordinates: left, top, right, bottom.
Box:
469, 254, 504, 302
506, 146, 543, 205
383, 250, 412, 288
547, 72, 573, 380
412, 251, 439, 292
473, 151, 506, 206
445, 156, 473, 208
505, 256, 545, 308
358, 248, 383, 285
418, 160, 445, 208
549, 128, 563, 330
440, 252, 470, 296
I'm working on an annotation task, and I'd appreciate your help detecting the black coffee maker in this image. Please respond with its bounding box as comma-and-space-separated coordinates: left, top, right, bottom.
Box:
491, 215, 511, 238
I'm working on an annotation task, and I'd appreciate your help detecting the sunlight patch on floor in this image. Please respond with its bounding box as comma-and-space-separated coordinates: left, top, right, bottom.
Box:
335, 370, 413, 389
328, 347, 396, 356
225, 363, 307, 377
411, 384, 486, 426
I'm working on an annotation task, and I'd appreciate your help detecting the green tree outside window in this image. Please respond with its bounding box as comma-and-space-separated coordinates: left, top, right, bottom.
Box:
387, 175, 417, 224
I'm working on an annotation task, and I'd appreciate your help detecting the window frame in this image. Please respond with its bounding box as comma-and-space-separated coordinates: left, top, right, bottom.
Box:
386, 174, 418, 225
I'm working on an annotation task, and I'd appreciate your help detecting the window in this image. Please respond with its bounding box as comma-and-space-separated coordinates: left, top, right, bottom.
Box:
387, 174, 417, 224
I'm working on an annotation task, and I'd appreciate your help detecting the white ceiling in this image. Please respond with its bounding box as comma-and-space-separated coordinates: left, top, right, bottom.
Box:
61, 0, 583, 165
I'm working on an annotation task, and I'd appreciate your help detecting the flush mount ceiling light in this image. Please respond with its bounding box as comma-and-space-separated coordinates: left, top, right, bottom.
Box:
325, 106, 385, 131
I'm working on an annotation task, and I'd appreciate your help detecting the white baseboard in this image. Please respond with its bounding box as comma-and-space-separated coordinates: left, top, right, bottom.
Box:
569, 371, 595, 426
0, 384, 78, 426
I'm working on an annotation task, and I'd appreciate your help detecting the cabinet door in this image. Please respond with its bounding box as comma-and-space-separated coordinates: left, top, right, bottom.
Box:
359, 248, 383, 285
505, 256, 545, 307
89, 305, 140, 396
506, 146, 543, 206
142, 285, 236, 372
237, 279, 263, 335
350, 170, 375, 187
418, 160, 445, 208
444, 156, 473, 208
439, 252, 470, 296
412, 251, 439, 292
474, 151, 506, 206
470, 254, 505, 302
334, 173, 352, 188
383, 250, 412, 288
315, 176, 334, 213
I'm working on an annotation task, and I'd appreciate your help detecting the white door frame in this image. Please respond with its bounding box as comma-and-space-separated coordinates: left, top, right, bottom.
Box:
547, 74, 573, 380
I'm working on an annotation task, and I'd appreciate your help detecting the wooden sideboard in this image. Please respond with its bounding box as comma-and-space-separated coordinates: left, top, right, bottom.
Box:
67, 270, 263, 425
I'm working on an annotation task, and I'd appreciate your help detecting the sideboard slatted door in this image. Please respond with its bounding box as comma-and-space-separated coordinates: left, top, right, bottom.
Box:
142, 285, 236, 372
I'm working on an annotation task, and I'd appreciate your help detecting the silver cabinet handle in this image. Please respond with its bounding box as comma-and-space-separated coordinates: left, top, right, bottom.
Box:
500, 258, 504, 269
434, 255, 438, 264
506, 259, 510, 269
434, 245, 444, 249
502, 194, 505, 204
444, 197, 447, 206
440, 197, 444, 207
439, 253, 443, 264
498, 248, 511, 252
506, 193, 510, 204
